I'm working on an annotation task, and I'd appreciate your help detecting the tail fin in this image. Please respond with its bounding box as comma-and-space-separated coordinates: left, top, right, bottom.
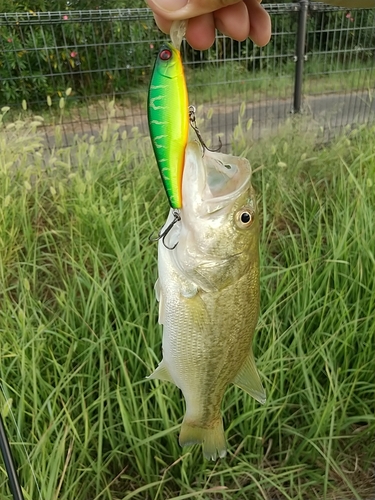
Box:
179, 419, 227, 461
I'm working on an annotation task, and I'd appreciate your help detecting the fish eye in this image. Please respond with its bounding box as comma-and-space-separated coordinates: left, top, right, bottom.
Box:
241, 212, 251, 223
235, 209, 254, 229
159, 49, 172, 61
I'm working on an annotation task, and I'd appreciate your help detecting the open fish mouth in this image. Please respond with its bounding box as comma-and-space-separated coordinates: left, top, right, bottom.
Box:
182, 141, 251, 214
159, 140, 253, 251
204, 148, 251, 199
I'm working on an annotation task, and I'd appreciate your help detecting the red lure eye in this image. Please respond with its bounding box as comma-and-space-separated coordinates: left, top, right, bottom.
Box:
159, 49, 172, 61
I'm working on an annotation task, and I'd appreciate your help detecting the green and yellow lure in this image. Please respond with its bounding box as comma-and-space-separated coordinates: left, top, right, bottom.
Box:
147, 43, 189, 209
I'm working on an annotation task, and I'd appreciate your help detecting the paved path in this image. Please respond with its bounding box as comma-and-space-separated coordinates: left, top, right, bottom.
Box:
41, 89, 375, 152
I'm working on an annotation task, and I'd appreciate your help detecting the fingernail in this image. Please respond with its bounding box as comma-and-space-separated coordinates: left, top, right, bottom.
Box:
153, 0, 188, 12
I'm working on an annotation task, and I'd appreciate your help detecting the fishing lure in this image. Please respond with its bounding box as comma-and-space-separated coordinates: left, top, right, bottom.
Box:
147, 41, 189, 209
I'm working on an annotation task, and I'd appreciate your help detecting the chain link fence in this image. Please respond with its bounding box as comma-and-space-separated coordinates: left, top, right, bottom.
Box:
0, 3, 374, 149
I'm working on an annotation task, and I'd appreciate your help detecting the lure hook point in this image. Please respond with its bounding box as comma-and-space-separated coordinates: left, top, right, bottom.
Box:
150, 210, 181, 250
188, 105, 222, 153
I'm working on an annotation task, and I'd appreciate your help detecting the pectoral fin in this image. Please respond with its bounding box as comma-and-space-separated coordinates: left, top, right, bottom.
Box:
233, 352, 266, 404
154, 279, 160, 302
154, 279, 165, 325
147, 359, 175, 384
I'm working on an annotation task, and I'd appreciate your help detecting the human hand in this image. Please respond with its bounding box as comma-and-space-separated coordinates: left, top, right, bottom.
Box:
146, 0, 271, 50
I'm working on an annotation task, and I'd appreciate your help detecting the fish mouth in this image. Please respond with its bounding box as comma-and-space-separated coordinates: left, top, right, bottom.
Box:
182, 140, 251, 214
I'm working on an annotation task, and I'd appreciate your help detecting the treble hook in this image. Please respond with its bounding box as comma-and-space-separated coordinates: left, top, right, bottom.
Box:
189, 105, 222, 153
149, 210, 181, 250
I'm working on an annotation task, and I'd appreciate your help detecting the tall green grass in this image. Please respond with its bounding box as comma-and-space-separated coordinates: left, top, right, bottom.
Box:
0, 118, 374, 499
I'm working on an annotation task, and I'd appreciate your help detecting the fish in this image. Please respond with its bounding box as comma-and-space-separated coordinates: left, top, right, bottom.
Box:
147, 43, 189, 210
149, 140, 265, 460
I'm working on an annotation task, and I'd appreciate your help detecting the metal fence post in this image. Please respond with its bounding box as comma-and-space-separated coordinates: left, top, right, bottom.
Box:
0, 415, 24, 500
293, 0, 309, 113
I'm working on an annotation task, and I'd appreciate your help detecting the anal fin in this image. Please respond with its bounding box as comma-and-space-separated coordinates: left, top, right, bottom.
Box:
147, 359, 174, 384
233, 352, 266, 404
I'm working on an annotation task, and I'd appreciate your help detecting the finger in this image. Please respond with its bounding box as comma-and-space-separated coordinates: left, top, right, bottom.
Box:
185, 14, 216, 50
153, 12, 216, 50
245, 0, 271, 47
153, 13, 172, 34
146, 0, 241, 20
214, 2, 250, 42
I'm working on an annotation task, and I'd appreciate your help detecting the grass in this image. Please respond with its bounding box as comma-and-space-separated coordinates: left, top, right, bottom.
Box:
0, 117, 374, 500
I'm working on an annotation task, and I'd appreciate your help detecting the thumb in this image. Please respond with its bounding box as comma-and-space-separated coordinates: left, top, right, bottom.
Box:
147, 0, 241, 18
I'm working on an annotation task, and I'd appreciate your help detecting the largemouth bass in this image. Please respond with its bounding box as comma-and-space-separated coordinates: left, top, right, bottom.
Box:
147, 43, 189, 209
149, 140, 265, 460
